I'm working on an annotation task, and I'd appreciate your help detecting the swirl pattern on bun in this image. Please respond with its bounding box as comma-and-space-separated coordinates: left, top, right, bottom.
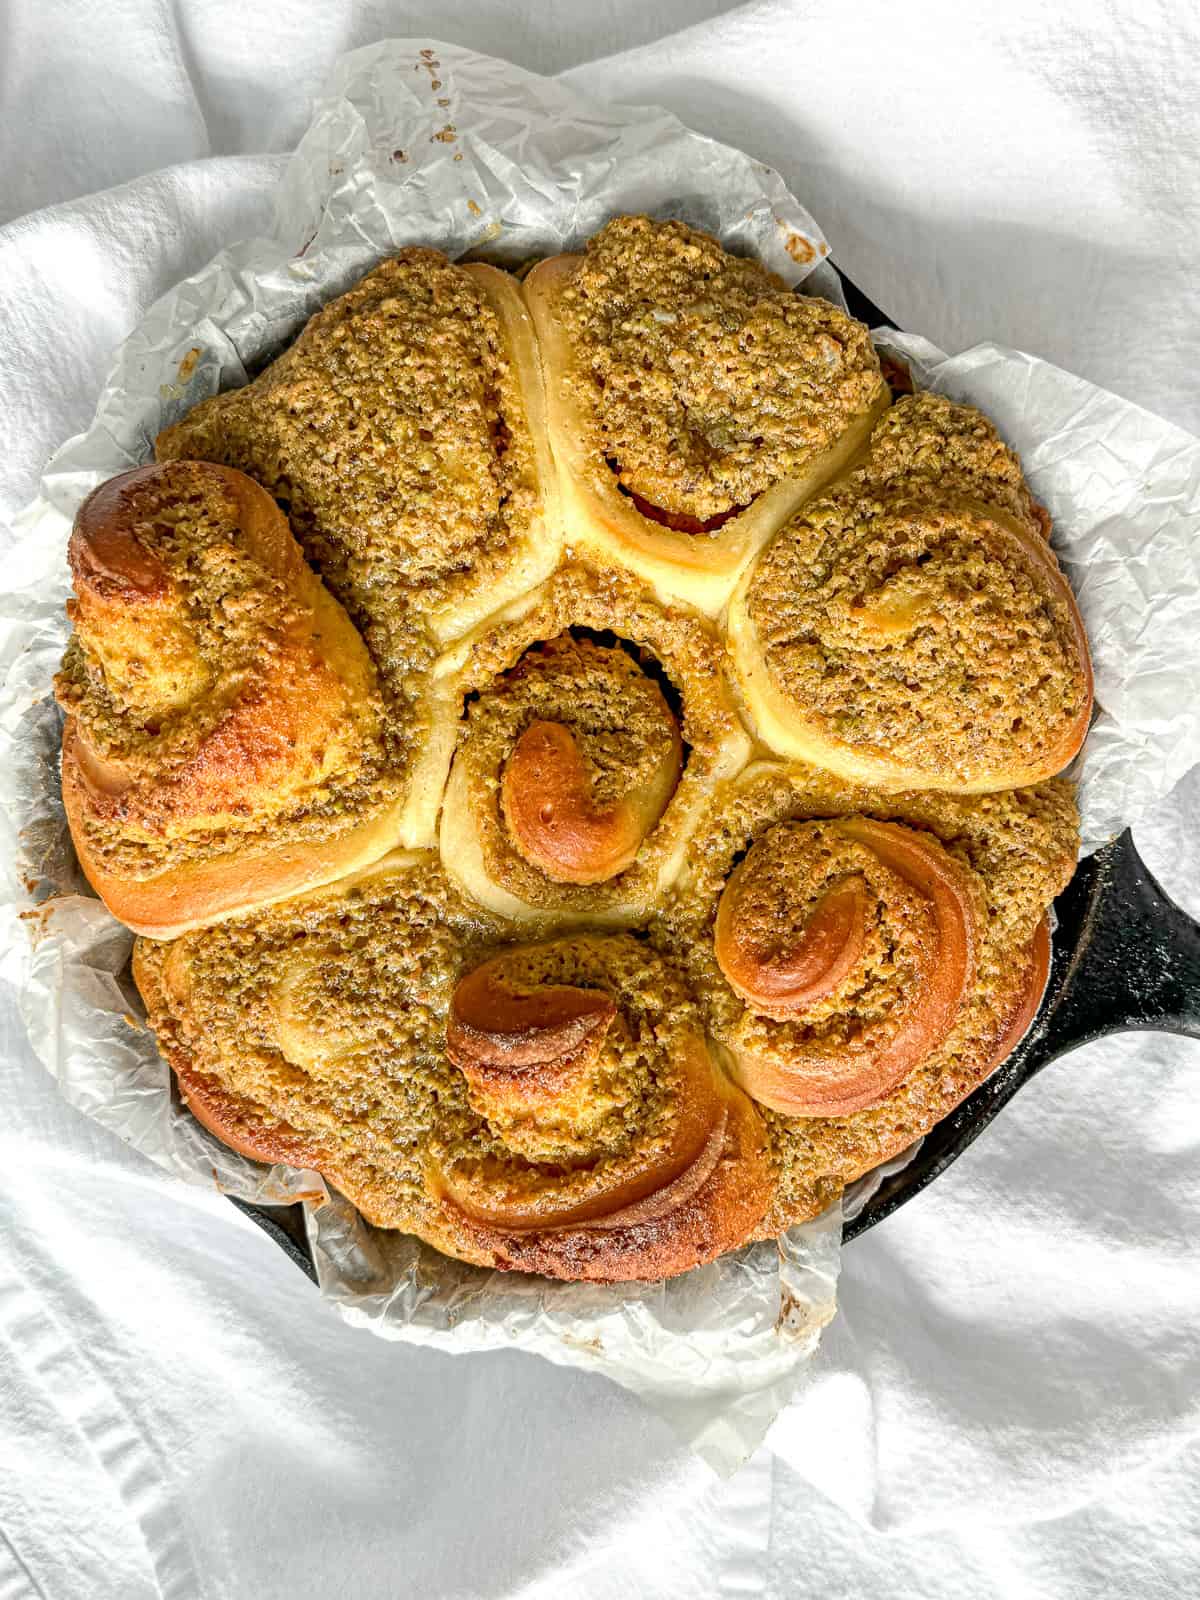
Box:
430, 562, 752, 923
427, 936, 773, 1279
55, 462, 407, 936
728, 393, 1093, 791
134, 856, 772, 1282
492, 637, 682, 886
659, 761, 1078, 1228
713, 815, 979, 1115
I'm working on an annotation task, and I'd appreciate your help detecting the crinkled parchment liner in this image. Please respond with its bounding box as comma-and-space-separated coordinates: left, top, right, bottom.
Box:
2, 40, 1199, 1475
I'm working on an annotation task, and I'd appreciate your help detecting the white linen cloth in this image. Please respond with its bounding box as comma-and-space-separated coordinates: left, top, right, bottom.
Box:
2, 3, 1199, 1595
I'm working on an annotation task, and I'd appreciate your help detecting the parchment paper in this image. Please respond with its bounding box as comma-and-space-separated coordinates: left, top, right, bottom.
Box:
1, 39, 1198, 1475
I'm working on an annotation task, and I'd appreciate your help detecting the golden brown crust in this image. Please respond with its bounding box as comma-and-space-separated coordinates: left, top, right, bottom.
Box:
178, 1064, 328, 1169
56, 462, 407, 937
984, 915, 1051, 1074
433, 562, 752, 924
524, 218, 889, 614
417, 1055, 772, 1283
656, 761, 1079, 1231
729, 394, 1093, 791
446, 954, 618, 1084
132, 939, 328, 1169
154, 255, 561, 855
75, 222, 1093, 1284
65, 729, 415, 938
133, 862, 771, 1283
131, 776, 1075, 1272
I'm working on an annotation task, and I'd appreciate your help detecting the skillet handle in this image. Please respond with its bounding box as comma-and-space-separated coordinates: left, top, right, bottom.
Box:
845, 830, 1200, 1240
1033, 827, 1200, 1044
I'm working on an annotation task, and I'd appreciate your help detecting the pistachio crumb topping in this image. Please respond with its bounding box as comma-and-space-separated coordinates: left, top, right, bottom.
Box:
560, 215, 884, 520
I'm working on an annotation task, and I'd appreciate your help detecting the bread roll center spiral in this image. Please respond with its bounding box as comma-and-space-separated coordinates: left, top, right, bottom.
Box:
497, 641, 682, 885
446, 953, 617, 1089
434, 938, 743, 1235
715, 816, 979, 1115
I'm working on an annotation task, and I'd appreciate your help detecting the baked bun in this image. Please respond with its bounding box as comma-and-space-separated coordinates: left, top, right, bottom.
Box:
427, 936, 773, 1280
430, 562, 752, 923
712, 814, 980, 1115
658, 761, 1077, 1227
134, 854, 773, 1282
728, 392, 1093, 791
524, 216, 889, 614
55, 462, 407, 937
156, 249, 560, 664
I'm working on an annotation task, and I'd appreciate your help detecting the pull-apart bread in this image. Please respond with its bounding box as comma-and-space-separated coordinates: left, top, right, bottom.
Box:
57, 215, 1093, 1281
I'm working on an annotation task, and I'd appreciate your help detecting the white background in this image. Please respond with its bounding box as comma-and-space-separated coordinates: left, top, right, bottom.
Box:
2, 3, 1199, 1595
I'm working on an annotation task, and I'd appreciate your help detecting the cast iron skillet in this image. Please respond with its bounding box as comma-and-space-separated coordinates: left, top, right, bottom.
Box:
228, 266, 1200, 1281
